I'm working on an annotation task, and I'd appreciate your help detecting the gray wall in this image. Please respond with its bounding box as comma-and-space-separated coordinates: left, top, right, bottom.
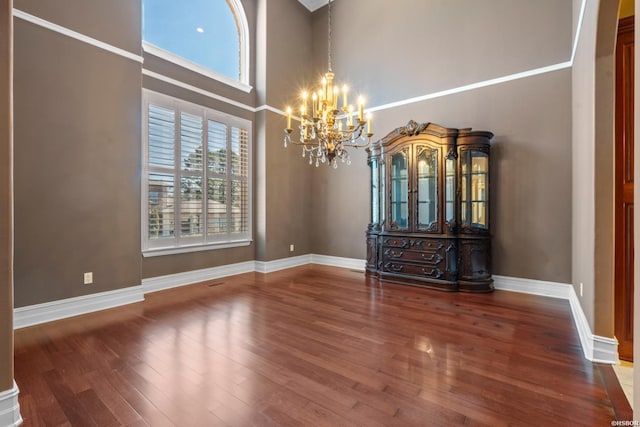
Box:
256, 0, 313, 261
1, 0, 14, 392
13, 1, 143, 306
10, 0, 597, 315
571, 0, 619, 336
12, 0, 314, 305
309, 0, 574, 284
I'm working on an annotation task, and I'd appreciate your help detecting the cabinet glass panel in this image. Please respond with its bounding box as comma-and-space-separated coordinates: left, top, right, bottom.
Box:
445, 156, 455, 223
370, 159, 379, 225
390, 150, 409, 229
380, 159, 386, 227
461, 150, 488, 228
416, 147, 438, 230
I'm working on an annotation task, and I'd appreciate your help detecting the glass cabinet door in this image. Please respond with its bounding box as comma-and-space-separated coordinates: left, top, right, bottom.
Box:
389, 149, 409, 230
461, 150, 489, 228
416, 146, 438, 231
370, 158, 379, 225
445, 155, 456, 225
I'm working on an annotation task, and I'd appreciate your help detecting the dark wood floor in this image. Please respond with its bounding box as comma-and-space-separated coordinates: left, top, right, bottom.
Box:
14, 265, 619, 426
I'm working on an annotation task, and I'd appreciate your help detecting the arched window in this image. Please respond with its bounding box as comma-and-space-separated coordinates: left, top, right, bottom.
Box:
143, 0, 249, 89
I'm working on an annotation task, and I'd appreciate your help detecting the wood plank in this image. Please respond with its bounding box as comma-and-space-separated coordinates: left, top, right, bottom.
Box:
15, 265, 618, 426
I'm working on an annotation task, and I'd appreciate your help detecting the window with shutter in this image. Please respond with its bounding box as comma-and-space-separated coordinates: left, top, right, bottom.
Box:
143, 90, 252, 255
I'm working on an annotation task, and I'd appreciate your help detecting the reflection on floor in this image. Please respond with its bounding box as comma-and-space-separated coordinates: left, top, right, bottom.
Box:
613, 361, 633, 408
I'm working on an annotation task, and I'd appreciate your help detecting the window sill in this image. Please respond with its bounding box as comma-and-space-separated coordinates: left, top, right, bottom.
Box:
143, 240, 252, 258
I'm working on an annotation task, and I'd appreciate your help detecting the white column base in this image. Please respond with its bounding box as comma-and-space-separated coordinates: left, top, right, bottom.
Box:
0, 381, 22, 426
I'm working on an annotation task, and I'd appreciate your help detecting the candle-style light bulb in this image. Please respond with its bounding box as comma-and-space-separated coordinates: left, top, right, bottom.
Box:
367, 112, 372, 135
321, 77, 327, 101
286, 106, 292, 129
311, 92, 318, 117
301, 91, 308, 117
333, 86, 340, 110
342, 84, 348, 109
358, 96, 365, 122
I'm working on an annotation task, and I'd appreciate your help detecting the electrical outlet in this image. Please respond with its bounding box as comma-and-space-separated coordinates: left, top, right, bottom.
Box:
579, 282, 583, 297
289, 244, 295, 252
84, 272, 93, 285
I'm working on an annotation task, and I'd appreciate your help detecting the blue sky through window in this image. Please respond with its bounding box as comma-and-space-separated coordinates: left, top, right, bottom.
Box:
143, 0, 240, 80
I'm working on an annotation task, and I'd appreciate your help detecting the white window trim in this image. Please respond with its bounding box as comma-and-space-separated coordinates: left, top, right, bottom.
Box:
143, 42, 253, 94
142, 89, 253, 255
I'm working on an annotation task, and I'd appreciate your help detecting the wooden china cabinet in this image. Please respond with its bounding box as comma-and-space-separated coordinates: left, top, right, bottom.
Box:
366, 120, 494, 292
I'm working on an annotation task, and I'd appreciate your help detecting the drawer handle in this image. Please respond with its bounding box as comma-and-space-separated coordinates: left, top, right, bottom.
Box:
421, 267, 443, 278
384, 263, 404, 272
421, 253, 443, 264
385, 249, 404, 258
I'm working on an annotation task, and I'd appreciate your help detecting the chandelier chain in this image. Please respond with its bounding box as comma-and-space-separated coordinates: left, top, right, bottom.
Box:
327, 0, 332, 72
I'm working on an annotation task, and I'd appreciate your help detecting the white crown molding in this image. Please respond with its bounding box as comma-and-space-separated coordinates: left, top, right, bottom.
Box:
297, 0, 327, 12
12, 8, 143, 63
0, 382, 22, 427
367, 61, 572, 115
142, 69, 255, 113
255, 104, 287, 116
571, 0, 587, 64
14, 286, 144, 329
494, 275, 618, 364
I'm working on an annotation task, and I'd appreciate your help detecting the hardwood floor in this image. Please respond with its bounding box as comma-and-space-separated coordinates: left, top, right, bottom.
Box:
14, 265, 618, 426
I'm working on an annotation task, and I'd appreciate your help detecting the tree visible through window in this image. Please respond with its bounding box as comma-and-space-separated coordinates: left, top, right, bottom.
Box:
143, 0, 242, 81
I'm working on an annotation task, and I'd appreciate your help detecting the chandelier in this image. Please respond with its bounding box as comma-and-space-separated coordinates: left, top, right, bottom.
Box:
284, 0, 372, 168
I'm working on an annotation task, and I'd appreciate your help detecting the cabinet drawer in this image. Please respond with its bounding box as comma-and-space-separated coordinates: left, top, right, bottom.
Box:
382, 247, 443, 265
382, 261, 444, 279
382, 237, 445, 251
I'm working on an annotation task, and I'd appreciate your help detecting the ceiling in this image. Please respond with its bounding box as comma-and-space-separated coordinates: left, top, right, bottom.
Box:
298, 0, 328, 12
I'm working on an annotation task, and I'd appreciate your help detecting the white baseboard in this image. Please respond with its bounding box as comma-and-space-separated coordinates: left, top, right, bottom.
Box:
494, 274, 618, 364
310, 254, 366, 271
255, 254, 311, 273
493, 275, 572, 299
14, 285, 144, 329
0, 382, 22, 426
141, 260, 256, 294
12, 256, 619, 364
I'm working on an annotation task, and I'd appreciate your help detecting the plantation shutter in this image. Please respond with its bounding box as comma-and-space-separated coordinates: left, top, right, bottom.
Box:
143, 91, 251, 253
147, 103, 176, 244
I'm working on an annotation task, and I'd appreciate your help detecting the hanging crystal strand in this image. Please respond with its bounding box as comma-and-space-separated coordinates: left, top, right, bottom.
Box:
321, 152, 326, 163
302, 147, 305, 157
309, 154, 313, 165
315, 158, 319, 167
332, 159, 338, 169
